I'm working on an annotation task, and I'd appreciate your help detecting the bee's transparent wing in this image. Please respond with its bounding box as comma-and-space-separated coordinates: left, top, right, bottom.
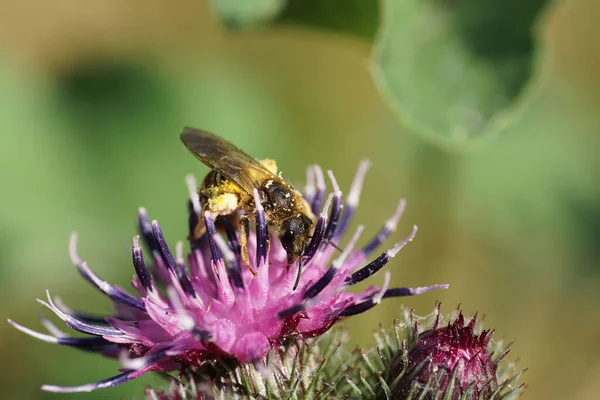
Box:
181, 127, 277, 195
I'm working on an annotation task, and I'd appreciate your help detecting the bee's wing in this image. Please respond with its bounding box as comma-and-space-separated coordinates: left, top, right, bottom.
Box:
181, 127, 277, 196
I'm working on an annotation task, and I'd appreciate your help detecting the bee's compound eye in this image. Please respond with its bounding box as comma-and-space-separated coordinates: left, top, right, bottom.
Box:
280, 221, 299, 250
279, 217, 310, 262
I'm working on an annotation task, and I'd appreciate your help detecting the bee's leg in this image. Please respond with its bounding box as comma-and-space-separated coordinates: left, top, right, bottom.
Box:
193, 193, 238, 241
191, 217, 206, 240
186, 202, 206, 242
266, 233, 271, 256
239, 215, 256, 276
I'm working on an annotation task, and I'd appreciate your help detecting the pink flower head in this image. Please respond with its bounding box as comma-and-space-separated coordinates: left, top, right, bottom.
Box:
391, 308, 509, 399
9, 161, 448, 393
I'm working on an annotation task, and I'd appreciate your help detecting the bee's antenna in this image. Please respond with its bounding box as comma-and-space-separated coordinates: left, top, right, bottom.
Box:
306, 236, 343, 253
324, 239, 343, 253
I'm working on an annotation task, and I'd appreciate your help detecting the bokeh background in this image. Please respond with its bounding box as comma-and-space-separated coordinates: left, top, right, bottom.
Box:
1, 0, 599, 399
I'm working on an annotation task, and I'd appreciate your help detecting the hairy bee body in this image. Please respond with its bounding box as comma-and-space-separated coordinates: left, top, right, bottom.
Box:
181, 128, 315, 269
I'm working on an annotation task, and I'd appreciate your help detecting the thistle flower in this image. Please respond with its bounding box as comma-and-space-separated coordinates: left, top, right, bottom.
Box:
8, 161, 448, 393
349, 305, 525, 400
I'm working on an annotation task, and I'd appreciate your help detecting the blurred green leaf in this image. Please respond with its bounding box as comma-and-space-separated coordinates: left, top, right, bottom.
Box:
212, 0, 378, 39
210, 0, 288, 28
55, 61, 171, 126
372, 0, 551, 150
211, 0, 552, 150
277, 0, 379, 40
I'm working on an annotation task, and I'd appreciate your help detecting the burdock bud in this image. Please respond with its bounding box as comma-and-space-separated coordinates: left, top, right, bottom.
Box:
388, 306, 524, 399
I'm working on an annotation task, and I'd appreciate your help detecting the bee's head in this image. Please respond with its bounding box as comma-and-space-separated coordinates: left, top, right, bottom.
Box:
279, 214, 313, 265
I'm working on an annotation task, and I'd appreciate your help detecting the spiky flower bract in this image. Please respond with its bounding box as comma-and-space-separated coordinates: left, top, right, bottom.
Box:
144, 307, 525, 400
346, 305, 525, 400
145, 327, 353, 399
9, 161, 448, 393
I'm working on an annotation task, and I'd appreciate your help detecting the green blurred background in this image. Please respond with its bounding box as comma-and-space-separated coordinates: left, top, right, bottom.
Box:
1, 0, 599, 399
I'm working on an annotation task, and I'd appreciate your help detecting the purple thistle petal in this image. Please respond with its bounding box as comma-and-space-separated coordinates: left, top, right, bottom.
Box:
187, 200, 200, 246
8, 319, 110, 351
152, 221, 195, 296
323, 170, 343, 242
41, 370, 137, 393
303, 194, 332, 263
339, 284, 450, 317
164, 286, 200, 334
304, 267, 338, 301
372, 271, 392, 305
337, 300, 378, 317
137, 208, 158, 255
70, 233, 145, 312
174, 241, 196, 297
163, 268, 197, 314
118, 344, 176, 370
188, 249, 216, 296
186, 174, 202, 217
37, 290, 125, 337
303, 215, 326, 262
132, 235, 153, 291
213, 259, 236, 306
37, 312, 68, 337
151, 220, 177, 271
73, 262, 144, 312
221, 218, 244, 288
382, 284, 450, 297
277, 303, 306, 319
279, 225, 366, 319
151, 250, 171, 287
203, 212, 223, 266
304, 225, 364, 300
346, 225, 418, 286
186, 174, 203, 248
310, 165, 326, 215
331, 272, 393, 319
362, 199, 407, 255
250, 259, 270, 309
213, 234, 236, 270
335, 160, 370, 239
53, 297, 114, 324
253, 188, 268, 267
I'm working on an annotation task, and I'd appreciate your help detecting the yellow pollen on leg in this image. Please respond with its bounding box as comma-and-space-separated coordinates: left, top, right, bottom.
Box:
208, 193, 239, 215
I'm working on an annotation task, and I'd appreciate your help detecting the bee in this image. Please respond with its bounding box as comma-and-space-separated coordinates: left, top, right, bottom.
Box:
180, 127, 315, 273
